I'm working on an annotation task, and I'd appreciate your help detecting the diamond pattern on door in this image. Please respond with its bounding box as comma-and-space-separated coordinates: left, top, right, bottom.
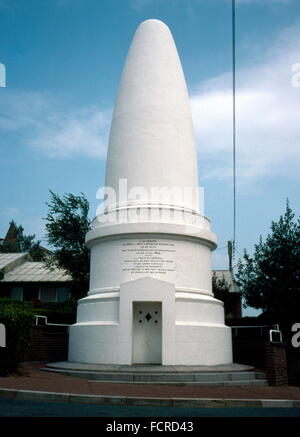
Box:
132, 302, 162, 364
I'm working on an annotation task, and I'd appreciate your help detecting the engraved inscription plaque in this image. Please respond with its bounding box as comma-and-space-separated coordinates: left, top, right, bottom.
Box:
121, 239, 175, 275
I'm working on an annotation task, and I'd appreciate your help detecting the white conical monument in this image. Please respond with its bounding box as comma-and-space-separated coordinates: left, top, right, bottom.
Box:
68, 19, 233, 365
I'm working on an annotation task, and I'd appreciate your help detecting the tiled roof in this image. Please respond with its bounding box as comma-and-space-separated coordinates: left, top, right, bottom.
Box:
213, 270, 240, 293
0, 253, 28, 272
0, 253, 72, 283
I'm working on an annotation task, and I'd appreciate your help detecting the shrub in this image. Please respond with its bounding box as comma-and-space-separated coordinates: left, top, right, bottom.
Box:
32, 300, 77, 324
0, 299, 35, 376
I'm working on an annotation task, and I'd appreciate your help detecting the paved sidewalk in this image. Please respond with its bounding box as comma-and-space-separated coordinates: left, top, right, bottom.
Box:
0, 362, 300, 408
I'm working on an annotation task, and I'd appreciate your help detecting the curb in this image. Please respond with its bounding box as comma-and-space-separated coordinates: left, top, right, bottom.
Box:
0, 388, 300, 408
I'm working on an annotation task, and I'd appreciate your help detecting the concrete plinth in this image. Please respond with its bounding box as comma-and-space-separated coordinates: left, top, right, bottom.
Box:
45, 361, 268, 386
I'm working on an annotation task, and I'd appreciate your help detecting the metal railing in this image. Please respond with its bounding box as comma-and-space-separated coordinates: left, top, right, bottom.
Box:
34, 314, 71, 328
269, 329, 282, 342
230, 324, 281, 340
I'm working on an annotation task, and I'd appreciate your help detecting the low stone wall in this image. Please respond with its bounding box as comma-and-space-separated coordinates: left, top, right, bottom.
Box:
24, 325, 69, 363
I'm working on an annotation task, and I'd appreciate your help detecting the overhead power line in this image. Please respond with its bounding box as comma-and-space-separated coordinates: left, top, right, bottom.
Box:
232, 0, 237, 258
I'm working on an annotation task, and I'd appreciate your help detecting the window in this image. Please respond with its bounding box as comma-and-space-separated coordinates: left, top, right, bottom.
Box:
10, 287, 23, 300
22, 285, 39, 301
57, 287, 69, 302
40, 287, 56, 303
39, 286, 70, 303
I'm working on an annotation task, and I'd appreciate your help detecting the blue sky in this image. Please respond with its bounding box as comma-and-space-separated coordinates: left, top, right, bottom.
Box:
1, 0, 300, 314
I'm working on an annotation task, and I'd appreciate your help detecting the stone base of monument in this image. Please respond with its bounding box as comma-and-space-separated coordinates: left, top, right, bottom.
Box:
44, 362, 268, 386
68, 276, 233, 366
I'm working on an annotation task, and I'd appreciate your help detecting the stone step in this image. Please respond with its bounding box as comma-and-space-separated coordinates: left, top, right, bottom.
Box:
89, 371, 259, 382
46, 362, 255, 373
90, 379, 269, 387
43, 367, 268, 386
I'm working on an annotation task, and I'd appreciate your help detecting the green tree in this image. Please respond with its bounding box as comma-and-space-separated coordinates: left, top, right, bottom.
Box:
0, 220, 46, 261
236, 201, 300, 331
44, 191, 91, 298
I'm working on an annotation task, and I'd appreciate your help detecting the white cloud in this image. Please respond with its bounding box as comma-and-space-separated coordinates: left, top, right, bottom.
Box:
30, 107, 110, 159
190, 22, 300, 183
0, 92, 111, 159
1, 20, 300, 178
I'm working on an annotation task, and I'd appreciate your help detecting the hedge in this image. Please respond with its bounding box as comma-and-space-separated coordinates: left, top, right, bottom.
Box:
0, 299, 35, 376
32, 300, 77, 324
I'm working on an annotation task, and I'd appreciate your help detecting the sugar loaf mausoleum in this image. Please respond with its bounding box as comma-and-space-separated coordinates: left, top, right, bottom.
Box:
68, 19, 233, 366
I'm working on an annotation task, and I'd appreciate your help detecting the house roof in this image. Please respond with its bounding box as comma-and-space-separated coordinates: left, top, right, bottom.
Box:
213, 270, 240, 293
0, 252, 30, 273
0, 253, 72, 283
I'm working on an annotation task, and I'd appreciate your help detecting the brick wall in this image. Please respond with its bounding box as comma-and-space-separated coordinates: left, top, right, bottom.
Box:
23, 325, 69, 362
287, 345, 300, 386
265, 341, 288, 386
